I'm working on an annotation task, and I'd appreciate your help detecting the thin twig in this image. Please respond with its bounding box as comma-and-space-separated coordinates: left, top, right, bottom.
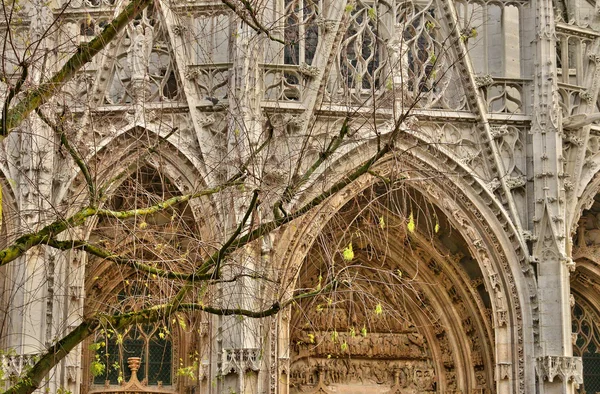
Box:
221, 0, 285, 44
35, 107, 97, 205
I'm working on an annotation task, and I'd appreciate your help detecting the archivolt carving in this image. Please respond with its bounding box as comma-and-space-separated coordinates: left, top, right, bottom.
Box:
288, 194, 497, 394
290, 359, 436, 392
275, 135, 531, 393
575, 211, 600, 247
293, 332, 427, 360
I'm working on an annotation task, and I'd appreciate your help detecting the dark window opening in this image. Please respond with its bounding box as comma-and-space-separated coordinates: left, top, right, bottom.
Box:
80, 21, 95, 36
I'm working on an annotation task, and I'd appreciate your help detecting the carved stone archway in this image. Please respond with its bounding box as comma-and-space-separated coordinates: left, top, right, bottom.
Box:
571, 198, 600, 393
287, 187, 495, 393
63, 129, 216, 394
272, 146, 532, 394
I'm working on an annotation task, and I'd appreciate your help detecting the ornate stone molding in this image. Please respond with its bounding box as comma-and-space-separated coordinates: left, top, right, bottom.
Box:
197, 115, 216, 127
284, 114, 306, 129
475, 74, 494, 88
0, 354, 38, 378
497, 362, 512, 380
487, 178, 501, 192
536, 356, 583, 385
184, 66, 200, 81
579, 90, 595, 104
220, 348, 261, 375
589, 53, 600, 64
316, 17, 337, 33
298, 63, 320, 78
505, 175, 526, 189
171, 24, 187, 36
89, 357, 176, 394
490, 124, 509, 139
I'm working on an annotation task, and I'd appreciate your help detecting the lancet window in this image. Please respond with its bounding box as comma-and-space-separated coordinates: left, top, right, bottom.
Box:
283, 0, 318, 65
92, 287, 173, 386
573, 297, 600, 393
83, 161, 207, 391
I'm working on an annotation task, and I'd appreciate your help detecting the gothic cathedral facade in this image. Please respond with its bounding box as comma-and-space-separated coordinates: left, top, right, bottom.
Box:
1, 0, 600, 393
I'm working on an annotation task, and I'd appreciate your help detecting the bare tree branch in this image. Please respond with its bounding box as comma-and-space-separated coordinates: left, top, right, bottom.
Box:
35, 107, 97, 205
221, 0, 285, 44
0, 180, 242, 267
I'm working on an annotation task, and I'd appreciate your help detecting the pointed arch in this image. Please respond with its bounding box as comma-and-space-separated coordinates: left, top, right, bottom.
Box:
79, 158, 214, 393
54, 124, 215, 221
272, 133, 535, 394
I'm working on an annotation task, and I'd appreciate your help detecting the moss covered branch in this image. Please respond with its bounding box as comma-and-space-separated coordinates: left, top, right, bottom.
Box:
2, 275, 341, 394
0, 181, 240, 268
0, 207, 95, 267
95, 181, 242, 219
2, 321, 99, 394
45, 239, 210, 281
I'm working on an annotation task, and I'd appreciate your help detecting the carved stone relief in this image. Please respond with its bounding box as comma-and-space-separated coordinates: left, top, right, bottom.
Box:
293, 332, 427, 360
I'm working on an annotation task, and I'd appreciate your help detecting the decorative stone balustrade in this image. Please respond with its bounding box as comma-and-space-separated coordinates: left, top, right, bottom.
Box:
536, 356, 583, 385
480, 77, 530, 114
219, 348, 261, 375
0, 354, 38, 380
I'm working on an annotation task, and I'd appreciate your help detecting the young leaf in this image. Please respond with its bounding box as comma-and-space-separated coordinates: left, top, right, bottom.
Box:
367, 7, 376, 21
331, 330, 339, 342
343, 243, 354, 261
90, 360, 105, 377
341, 341, 349, 352
407, 213, 415, 233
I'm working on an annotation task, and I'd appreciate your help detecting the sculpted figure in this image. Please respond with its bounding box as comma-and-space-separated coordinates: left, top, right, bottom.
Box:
399, 367, 408, 387
387, 24, 409, 86
585, 228, 600, 246
372, 363, 388, 384
413, 365, 435, 391
128, 21, 154, 81
475, 370, 487, 386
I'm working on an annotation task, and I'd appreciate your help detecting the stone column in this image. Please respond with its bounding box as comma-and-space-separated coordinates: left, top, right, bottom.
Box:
529, 0, 582, 392
215, 12, 265, 394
